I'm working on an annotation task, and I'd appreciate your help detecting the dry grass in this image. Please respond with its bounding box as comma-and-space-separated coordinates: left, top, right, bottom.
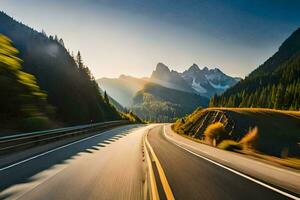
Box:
204, 122, 227, 145
239, 126, 258, 149
218, 140, 243, 151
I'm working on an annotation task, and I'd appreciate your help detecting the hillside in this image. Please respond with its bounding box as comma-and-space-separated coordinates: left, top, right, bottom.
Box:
97, 75, 148, 107
210, 28, 300, 110
173, 108, 300, 158
98, 88, 126, 112
0, 11, 121, 131
132, 83, 209, 122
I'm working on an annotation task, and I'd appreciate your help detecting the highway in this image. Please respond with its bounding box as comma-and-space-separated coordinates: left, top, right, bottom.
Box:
0, 124, 299, 200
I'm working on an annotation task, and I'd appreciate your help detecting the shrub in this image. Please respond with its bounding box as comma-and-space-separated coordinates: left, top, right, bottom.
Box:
204, 122, 228, 145
239, 126, 258, 149
218, 140, 243, 151
20, 116, 50, 131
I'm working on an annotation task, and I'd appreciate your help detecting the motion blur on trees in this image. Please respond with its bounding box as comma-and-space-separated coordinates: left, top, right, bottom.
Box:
0, 34, 53, 132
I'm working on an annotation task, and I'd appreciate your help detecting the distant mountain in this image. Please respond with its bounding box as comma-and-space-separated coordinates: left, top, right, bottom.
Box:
150, 63, 240, 97
98, 63, 239, 108
131, 83, 209, 122
97, 62, 239, 122
0, 11, 121, 129
182, 64, 241, 97
210, 27, 300, 110
97, 75, 148, 107
150, 63, 194, 93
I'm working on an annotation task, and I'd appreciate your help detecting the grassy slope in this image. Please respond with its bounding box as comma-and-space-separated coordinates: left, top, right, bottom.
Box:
173, 108, 300, 158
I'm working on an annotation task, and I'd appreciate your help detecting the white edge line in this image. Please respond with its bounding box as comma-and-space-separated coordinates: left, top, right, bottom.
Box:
0, 125, 130, 171
163, 125, 300, 200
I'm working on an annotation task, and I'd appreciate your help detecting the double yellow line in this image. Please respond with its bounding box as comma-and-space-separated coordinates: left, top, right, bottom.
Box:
143, 131, 175, 200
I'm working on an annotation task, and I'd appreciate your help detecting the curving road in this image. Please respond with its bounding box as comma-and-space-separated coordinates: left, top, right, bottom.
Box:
1, 124, 298, 200
147, 125, 299, 200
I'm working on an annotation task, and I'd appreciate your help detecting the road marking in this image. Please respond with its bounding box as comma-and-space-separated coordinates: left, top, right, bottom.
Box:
143, 134, 160, 200
145, 131, 175, 200
163, 125, 300, 200
0, 126, 133, 171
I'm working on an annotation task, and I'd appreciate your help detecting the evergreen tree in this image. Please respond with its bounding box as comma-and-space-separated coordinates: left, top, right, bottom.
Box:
59, 38, 64, 47
104, 91, 110, 104
0, 34, 52, 130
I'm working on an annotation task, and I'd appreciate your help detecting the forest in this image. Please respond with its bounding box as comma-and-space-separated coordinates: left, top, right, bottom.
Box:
0, 11, 123, 133
210, 28, 300, 110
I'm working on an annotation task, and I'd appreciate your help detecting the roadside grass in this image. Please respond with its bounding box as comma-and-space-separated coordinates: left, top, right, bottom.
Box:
218, 140, 243, 151
204, 122, 228, 146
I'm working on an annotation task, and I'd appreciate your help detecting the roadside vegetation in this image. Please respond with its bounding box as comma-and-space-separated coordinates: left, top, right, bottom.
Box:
121, 111, 144, 123
173, 108, 300, 169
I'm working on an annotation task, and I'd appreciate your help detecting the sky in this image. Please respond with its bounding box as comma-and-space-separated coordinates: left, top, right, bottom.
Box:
1, 0, 300, 79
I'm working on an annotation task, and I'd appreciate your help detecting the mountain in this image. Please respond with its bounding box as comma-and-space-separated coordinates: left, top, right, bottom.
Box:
97, 75, 148, 107
181, 64, 241, 97
97, 63, 239, 122
98, 63, 239, 108
150, 62, 194, 93
150, 63, 240, 97
0, 11, 121, 130
210, 27, 300, 110
131, 83, 209, 122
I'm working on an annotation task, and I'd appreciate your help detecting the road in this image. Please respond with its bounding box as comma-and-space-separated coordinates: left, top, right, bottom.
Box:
147, 125, 298, 200
1, 124, 298, 200
0, 124, 149, 200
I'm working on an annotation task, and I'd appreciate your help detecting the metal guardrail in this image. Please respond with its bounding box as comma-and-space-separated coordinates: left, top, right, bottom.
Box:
0, 120, 130, 154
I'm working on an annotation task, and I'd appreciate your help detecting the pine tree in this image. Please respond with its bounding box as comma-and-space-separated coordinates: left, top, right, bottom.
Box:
59, 38, 64, 47
76, 51, 84, 69
41, 29, 47, 37
104, 91, 110, 104
0, 34, 52, 129
274, 83, 284, 109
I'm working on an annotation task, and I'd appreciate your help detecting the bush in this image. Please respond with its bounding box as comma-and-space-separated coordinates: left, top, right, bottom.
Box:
204, 122, 228, 145
218, 140, 243, 151
20, 116, 50, 131
239, 126, 258, 149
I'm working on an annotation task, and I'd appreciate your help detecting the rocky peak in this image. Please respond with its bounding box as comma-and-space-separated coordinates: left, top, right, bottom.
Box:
155, 62, 170, 73
188, 63, 200, 72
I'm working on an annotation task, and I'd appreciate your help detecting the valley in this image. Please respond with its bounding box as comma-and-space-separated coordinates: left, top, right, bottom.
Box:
98, 62, 240, 122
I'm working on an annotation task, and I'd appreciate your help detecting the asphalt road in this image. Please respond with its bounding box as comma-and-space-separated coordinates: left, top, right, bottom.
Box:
147, 125, 294, 200
0, 124, 149, 200
1, 124, 298, 200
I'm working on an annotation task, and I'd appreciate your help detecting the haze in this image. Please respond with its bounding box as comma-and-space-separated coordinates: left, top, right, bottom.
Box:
1, 0, 300, 78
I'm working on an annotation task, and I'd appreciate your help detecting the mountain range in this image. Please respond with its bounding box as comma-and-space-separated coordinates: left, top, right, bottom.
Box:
97, 63, 240, 121
151, 62, 241, 98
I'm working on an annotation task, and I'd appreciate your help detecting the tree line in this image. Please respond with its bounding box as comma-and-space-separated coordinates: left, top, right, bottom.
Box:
210, 53, 300, 110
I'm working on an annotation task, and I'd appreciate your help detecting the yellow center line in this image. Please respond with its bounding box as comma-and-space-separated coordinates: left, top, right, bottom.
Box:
143, 134, 160, 200
145, 132, 175, 200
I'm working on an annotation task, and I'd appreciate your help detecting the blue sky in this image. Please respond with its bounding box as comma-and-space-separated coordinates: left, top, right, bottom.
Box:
1, 0, 300, 78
